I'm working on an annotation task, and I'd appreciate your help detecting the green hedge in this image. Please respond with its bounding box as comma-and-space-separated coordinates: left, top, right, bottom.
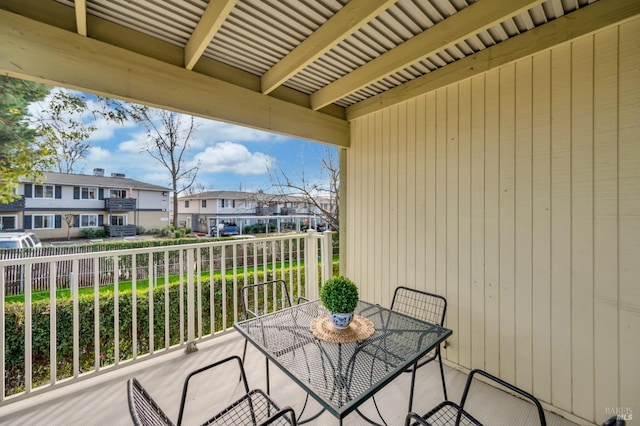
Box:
3, 266, 313, 396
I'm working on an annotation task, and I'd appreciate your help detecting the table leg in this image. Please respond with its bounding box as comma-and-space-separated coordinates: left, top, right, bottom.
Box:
408, 360, 418, 413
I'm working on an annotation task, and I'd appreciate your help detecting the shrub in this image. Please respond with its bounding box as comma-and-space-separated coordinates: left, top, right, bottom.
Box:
319, 275, 358, 313
3, 264, 315, 396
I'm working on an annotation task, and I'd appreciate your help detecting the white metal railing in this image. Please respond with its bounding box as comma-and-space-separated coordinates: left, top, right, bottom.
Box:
0, 230, 332, 404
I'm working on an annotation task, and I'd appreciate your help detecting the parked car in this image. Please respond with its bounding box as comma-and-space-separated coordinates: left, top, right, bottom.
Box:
210, 223, 240, 237
0, 232, 43, 248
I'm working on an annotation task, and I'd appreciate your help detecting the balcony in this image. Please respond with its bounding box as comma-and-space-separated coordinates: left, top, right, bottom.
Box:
0, 195, 25, 211
104, 197, 136, 211
0, 332, 581, 425
0, 231, 583, 425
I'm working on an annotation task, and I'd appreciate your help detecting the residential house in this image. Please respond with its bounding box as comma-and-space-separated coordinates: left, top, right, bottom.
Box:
178, 190, 331, 233
0, 170, 170, 239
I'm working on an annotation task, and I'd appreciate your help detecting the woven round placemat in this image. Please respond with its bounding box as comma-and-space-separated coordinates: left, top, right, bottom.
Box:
310, 315, 375, 344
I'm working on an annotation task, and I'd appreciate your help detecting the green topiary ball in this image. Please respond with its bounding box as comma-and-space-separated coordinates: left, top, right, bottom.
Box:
320, 276, 359, 313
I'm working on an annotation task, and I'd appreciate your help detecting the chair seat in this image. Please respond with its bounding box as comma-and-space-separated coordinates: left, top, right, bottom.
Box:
204, 389, 295, 426
128, 356, 297, 426
405, 369, 547, 426
417, 401, 481, 426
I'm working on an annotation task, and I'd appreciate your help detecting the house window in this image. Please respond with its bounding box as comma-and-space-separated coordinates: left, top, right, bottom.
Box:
33, 215, 55, 229
110, 189, 127, 198
0, 215, 17, 230
34, 185, 54, 199
185, 200, 190, 208
80, 214, 98, 228
110, 215, 127, 226
81, 187, 98, 200
220, 199, 236, 208
201, 200, 207, 208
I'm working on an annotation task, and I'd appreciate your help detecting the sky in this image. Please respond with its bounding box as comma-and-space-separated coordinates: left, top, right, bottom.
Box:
28, 88, 337, 194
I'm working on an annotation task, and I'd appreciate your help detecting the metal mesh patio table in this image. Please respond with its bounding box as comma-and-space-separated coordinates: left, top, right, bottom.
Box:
234, 300, 452, 425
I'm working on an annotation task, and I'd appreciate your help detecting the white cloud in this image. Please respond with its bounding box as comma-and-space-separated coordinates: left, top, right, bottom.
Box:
192, 141, 274, 175
194, 119, 285, 144
87, 146, 112, 162
141, 172, 171, 186
118, 137, 145, 153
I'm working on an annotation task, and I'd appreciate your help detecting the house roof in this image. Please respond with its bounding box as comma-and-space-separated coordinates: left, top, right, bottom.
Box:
23, 171, 171, 192
180, 190, 318, 203
1, 0, 637, 147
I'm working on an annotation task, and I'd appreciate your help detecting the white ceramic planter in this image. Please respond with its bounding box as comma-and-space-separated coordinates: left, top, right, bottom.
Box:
329, 312, 354, 330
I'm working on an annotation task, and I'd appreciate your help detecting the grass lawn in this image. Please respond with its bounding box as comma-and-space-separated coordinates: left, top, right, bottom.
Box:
3, 257, 338, 304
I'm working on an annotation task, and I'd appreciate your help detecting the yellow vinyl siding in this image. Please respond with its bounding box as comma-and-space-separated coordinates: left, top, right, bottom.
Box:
618, 17, 640, 412
345, 17, 640, 425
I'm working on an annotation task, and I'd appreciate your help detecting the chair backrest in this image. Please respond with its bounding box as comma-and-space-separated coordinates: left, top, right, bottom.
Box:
459, 369, 547, 426
127, 377, 175, 426
390, 286, 447, 326
177, 355, 251, 426
241, 280, 292, 320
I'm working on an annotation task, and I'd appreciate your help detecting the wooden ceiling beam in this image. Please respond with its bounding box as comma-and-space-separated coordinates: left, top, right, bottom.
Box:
260, 0, 395, 95
74, 0, 87, 36
184, 0, 238, 70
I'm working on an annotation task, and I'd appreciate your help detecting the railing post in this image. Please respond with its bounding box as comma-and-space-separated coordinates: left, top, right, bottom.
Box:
305, 229, 319, 300
320, 230, 333, 284
185, 248, 198, 353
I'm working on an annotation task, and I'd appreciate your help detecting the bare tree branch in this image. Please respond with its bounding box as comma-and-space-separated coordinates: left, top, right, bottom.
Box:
137, 109, 200, 227
270, 147, 339, 230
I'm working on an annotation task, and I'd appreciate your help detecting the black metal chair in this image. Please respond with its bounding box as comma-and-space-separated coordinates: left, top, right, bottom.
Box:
127, 355, 297, 426
391, 286, 448, 400
405, 369, 546, 426
241, 280, 292, 394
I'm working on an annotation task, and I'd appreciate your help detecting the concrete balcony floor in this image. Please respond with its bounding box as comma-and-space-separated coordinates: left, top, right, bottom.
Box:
1, 332, 580, 426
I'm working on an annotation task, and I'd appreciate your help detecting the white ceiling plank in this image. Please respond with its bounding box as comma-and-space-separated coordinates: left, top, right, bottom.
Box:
347, 0, 640, 120
310, 0, 546, 110
260, 0, 396, 95
184, 0, 238, 70
0, 9, 349, 147
75, 0, 87, 36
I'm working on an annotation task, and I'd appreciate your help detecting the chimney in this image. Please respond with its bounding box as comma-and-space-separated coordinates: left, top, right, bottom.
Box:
93, 168, 105, 177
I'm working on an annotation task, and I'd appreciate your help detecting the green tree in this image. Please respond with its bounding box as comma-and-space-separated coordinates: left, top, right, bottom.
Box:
0, 76, 52, 203
32, 89, 139, 174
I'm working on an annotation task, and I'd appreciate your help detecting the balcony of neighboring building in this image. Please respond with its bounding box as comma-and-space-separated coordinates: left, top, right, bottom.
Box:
0, 195, 26, 211
104, 197, 136, 211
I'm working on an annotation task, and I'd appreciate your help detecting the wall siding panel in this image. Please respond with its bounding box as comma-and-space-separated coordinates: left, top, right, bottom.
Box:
458, 79, 472, 369
446, 86, 460, 364
570, 35, 595, 420
345, 17, 640, 425
592, 26, 619, 417
470, 74, 486, 371
617, 18, 640, 412
483, 68, 501, 377
549, 43, 572, 412
514, 57, 534, 393
499, 63, 516, 384
531, 49, 553, 404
